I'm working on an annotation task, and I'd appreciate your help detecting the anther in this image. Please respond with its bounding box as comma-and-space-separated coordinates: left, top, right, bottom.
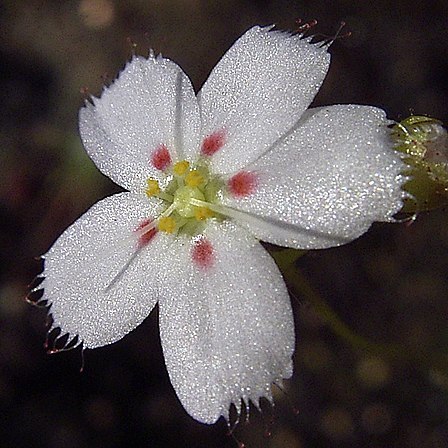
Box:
185, 170, 204, 187
146, 179, 160, 197
158, 216, 177, 233
194, 207, 213, 221
173, 160, 190, 176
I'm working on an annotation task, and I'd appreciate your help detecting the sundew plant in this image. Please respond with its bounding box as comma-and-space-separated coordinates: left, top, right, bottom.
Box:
31, 23, 448, 432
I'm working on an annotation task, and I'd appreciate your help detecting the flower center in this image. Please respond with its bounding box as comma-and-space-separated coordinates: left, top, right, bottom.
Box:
173, 186, 205, 218
145, 160, 224, 235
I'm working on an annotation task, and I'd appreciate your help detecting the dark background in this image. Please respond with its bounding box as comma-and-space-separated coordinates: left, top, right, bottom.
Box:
1, 1, 448, 447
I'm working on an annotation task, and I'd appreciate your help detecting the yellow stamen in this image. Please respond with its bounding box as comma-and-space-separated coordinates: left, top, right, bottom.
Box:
173, 160, 190, 176
158, 216, 176, 234
185, 170, 204, 187
146, 179, 160, 197
194, 206, 213, 221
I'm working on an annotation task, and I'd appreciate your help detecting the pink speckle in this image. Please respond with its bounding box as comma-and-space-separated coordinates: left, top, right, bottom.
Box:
135, 218, 157, 248
227, 171, 258, 197
151, 144, 171, 170
201, 129, 226, 156
192, 238, 214, 269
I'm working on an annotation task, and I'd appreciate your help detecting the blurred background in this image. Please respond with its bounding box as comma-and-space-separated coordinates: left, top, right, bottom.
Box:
1, 1, 448, 447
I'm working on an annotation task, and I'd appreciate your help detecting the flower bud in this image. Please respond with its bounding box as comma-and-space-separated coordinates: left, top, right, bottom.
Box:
392, 116, 448, 212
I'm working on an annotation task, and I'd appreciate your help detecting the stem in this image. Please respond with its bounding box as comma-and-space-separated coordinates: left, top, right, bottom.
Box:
271, 248, 448, 375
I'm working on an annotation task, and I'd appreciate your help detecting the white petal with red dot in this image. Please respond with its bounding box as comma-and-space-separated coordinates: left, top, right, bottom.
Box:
222, 105, 406, 249
158, 220, 295, 424
79, 55, 201, 193
197, 25, 330, 174
43, 192, 169, 349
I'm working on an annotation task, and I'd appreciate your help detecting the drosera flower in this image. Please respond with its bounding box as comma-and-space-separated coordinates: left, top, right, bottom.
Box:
37, 25, 406, 424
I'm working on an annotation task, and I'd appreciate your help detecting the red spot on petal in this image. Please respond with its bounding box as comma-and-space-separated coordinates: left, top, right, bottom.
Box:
192, 238, 214, 269
201, 129, 226, 156
151, 144, 171, 170
227, 171, 258, 197
135, 218, 157, 248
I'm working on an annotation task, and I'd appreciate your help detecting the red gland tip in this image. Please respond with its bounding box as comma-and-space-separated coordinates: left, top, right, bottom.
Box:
151, 144, 171, 170
135, 218, 157, 247
192, 238, 214, 269
201, 129, 226, 156
227, 171, 258, 197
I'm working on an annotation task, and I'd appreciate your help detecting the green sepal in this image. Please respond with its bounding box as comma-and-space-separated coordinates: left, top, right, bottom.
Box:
391, 115, 448, 212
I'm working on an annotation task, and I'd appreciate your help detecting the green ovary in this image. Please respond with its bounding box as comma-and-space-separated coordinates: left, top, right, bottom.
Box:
173, 186, 205, 218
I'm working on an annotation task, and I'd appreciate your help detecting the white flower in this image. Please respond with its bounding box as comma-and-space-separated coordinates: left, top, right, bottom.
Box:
40, 26, 405, 424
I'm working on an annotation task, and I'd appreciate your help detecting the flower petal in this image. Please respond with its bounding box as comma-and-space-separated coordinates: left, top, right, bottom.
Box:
79, 55, 201, 193
221, 105, 406, 249
158, 220, 295, 423
197, 25, 330, 174
42, 193, 168, 349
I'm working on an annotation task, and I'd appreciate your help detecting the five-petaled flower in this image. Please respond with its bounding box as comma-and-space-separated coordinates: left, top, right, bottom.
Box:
39, 26, 405, 424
